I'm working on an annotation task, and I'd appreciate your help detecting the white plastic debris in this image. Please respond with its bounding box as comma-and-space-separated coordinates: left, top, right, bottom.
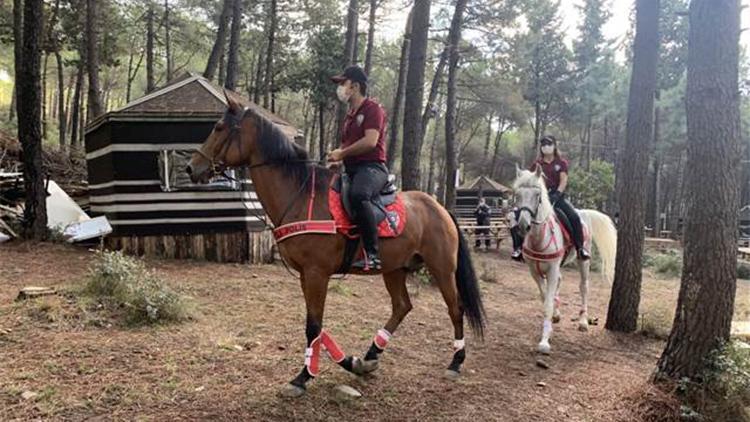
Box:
63, 216, 112, 242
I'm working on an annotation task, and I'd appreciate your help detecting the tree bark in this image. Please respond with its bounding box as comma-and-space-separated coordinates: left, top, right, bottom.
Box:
385, 11, 412, 170
656, 0, 741, 379
343, 0, 359, 65
426, 100, 442, 195
401, 0, 430, 191
443, 0, 468, 209
318, 103, 327, 161
420, 48, 447, 149
13, 0, 23, 125
146, 1, 156, 93
364, 0, 377, 75
225, 0, 242, 90
204, 0, 233, 81
253, 44, 265, 104
605, 0, 660, 333
85, 0, 104, 119
17, 0, 48, 239
70, 60, 83, 148
55, 51, 66, 151
263, 0, 277, 109
41, 53, 48, 141
164, 0, 173, 82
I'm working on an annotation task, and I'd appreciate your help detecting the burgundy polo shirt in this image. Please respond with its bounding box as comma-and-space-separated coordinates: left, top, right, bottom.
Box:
531, 157, 569, 192
340, 98, 387, 165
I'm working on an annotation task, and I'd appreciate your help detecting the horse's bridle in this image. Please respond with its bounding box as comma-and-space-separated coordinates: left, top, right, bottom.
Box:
195, 108, 247, 179
516, 187, 544, 225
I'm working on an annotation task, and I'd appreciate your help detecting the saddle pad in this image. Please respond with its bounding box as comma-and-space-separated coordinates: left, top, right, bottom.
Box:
328, 188, 407, 240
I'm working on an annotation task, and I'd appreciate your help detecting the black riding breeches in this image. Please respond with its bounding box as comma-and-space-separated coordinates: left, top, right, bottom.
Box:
554, 198, 584, 250
346, 162, 389, 256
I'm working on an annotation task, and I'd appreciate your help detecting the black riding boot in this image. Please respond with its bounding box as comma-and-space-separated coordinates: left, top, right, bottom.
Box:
556, 199, 590, 260
352, 200, 382, 270
510, 225, 524, 261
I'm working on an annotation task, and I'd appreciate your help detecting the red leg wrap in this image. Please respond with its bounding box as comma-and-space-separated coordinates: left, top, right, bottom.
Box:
320, 331, 345, 363
374, 328, 391, 350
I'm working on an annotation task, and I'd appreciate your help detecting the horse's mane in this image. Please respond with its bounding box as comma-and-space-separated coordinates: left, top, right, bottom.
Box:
513, 169, 553, 222
241, 108, 328, 190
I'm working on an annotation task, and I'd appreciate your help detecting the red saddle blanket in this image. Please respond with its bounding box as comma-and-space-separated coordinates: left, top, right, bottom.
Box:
328, 188, 407, 239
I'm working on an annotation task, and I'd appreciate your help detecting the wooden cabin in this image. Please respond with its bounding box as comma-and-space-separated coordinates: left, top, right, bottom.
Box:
84, 74, 299, 263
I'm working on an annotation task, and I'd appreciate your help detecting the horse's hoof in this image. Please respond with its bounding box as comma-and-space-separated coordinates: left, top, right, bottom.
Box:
443, 369, 461, 381
280, 383, 306, 398
552, 315, 561, 324
578, 322, 589, 332
361, 359, 379, 374
537, 342, 551, 355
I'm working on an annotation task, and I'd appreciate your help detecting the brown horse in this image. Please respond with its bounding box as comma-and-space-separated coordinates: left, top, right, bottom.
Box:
187, 94, 485, 397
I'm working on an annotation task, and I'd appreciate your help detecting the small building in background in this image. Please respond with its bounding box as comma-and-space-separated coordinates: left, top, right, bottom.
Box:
84, 74, 298, 263
455, 175, 512, 221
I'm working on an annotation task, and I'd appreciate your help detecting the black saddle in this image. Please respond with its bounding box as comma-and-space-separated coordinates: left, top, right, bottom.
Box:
332, 173, 398, 227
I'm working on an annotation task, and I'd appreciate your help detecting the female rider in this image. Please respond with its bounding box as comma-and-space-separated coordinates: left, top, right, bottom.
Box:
511, 135, 590, 261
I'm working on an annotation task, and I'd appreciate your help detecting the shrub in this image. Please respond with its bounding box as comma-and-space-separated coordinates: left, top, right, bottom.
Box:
737, 263, 750, 280
84, 251, 190, 325
678, 340, 750, 422
645, 250, 683, 278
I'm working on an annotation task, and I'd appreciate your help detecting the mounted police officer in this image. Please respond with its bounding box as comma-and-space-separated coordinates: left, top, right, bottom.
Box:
327, 65, 389, 271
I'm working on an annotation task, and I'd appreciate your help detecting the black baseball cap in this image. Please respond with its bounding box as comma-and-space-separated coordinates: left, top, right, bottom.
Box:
330, 65, 368, 84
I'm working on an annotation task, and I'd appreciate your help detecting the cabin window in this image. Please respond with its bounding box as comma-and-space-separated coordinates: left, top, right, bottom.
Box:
158, 150, 241, 192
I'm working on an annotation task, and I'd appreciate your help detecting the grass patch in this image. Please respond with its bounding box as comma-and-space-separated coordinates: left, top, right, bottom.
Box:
677, 340, 750, 422
83, 251, 191, 326
639, 305, 674, 340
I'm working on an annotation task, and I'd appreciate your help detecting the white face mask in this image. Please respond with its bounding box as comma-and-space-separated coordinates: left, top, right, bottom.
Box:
336, 85, 352, 103
541, 145, 555, 155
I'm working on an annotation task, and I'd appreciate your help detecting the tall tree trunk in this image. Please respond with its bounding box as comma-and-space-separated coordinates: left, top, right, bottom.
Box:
318, 103, 326, 161
343, 0, 359, 65
656, 0, 741, 379
218, 52, 226, 86
70, 60, 83, 148
364, 0, 377, 75
225, 0, 242, 90
443, 0, 468, 209
605, 0, 660, 333
482, 113, 493, 171
13, 0, 23, 126
401, 0, 430, 191
420, 49, 447, 148
651, 90, 662, 232
126, 41, 145, 103
204, 0, 233, 80
385, 11, 412, 170
18, 0, 48, 239
9, 85, 16, 122
55, 51, 66, 151
263, 0, 277, 108
85, 0, 104, 119
164, 0, 173, 82
427, 100, 442, 195
41, 53, 48, 141
146, 1, 156, 93
253, 44, 265, 104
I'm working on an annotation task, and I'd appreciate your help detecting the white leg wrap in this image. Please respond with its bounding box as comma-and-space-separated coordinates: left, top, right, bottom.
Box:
453, 338, 465, 351
543, 320, 553, 338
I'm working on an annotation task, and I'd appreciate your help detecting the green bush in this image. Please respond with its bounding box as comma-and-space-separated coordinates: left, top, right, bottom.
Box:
678, 340, 750, 422
84, 251, 190, 325
737, 263, 750, 280
644, 250, 683, 278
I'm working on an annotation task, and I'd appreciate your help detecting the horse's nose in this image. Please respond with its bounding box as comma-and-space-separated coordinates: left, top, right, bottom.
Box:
185, 164, 193, 175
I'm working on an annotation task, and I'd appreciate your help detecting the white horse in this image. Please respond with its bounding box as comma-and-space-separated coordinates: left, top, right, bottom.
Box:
512, 167, 617, 354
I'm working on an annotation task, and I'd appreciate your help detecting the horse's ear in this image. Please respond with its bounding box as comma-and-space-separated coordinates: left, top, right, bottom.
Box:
223, 89, 240, 113
515, 164, 522, 179
534, 164, 543, 178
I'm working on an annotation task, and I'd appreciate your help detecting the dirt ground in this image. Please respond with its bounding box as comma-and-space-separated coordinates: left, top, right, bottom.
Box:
1, 242, 747, 421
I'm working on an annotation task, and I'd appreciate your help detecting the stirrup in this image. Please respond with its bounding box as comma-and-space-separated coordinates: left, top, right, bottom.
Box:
578, 249, 591, 261
511, 249, 524, 262
353, 255, 382, 271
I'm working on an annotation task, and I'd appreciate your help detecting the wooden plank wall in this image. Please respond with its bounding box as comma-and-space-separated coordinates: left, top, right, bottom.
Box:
106, 231, 275, 264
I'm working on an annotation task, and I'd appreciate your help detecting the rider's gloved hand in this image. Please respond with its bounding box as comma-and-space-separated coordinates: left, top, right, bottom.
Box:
548, 190, 563, 205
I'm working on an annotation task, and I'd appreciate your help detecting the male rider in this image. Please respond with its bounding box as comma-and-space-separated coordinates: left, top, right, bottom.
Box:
327, 65, 389, 271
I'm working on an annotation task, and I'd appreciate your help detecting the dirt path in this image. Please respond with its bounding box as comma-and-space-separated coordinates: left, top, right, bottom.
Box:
0, 243, 687, 421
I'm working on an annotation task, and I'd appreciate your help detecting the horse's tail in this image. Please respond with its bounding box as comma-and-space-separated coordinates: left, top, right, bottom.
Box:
449, 213, 486, 339
580, 209, 618, 283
